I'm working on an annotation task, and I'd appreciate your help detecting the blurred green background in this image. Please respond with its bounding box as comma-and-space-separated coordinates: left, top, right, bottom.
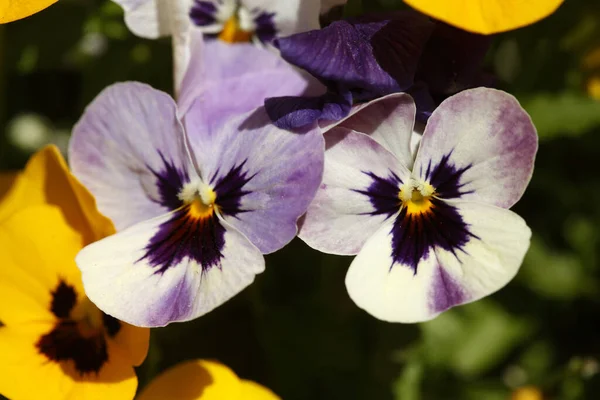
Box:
1, 0, 600, 399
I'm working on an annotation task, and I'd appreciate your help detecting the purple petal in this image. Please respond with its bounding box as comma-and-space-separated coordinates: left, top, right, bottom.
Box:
265, 89, 352, 130
276, 12, 433, 97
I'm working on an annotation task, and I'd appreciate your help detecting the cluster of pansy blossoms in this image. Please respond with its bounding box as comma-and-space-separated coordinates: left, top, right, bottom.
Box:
0, 0, 566, 399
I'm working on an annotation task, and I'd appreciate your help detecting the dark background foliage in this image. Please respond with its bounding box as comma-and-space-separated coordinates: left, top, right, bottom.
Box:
1, 0, 600, 399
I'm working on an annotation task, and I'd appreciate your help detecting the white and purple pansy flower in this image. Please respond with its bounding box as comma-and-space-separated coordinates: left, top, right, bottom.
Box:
265, 13, 492, 130
111, 0, 323, 43
298, 88, 537, 322
68, 82, 324, 327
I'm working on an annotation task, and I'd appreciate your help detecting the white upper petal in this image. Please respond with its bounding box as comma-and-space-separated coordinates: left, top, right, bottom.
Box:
113, 0, 192, 39
76, 212, 265, 327
414, 88, 538, 208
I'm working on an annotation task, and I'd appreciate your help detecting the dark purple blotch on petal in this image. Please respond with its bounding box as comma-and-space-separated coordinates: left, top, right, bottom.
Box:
390, 198, 475, 273
141, 208, 226, 275
211, 160, 256, 217
353, 170, 402, 218
148, 152, 189, 211
421, 152, 473, 199
190, 0, 219, 27
254, 11, 277, 43
429, 266, 467, 313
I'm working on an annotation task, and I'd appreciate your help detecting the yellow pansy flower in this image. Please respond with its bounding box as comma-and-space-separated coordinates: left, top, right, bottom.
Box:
138, 359, 280, 400
404, 0, 564, 34
0, 0, 57, 24
0, 145, 150, 400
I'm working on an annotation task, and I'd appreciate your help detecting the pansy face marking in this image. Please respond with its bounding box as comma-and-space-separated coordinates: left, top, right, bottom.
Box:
70, 82, 324, 327
299, 89, 537, 323
37, 280, 121, 374
357, 154, 478, 273
191, 0, 277, 43
142, 155, 254, 274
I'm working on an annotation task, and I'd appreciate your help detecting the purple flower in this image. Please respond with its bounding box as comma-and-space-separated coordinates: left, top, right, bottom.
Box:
298, 88, 537, 322
69, 79, 324, 327
266, 12, 492, 130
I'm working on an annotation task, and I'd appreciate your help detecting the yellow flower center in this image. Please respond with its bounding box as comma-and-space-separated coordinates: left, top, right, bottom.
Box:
218, 15, 253, 43
179, 181, 218, 220
70, 298, 105, 337
399, 180, 435, 215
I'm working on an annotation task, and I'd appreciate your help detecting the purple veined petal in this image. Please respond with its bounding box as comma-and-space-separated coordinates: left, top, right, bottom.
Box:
276, 12, 433, 97
113, 0, 191, 39
345, 199, 531, 323
240, 0, 321, 38
76, 210, 265, 327
178, 33, 313, 121
265, 88, 352, 130
183, 106, 325, 254
299, 128, 411, 255
413, 88, 538, 209
69, 82, 194, 231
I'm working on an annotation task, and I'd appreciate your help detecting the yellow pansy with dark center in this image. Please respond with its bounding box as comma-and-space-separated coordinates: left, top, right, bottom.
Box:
0, 146, 149, 400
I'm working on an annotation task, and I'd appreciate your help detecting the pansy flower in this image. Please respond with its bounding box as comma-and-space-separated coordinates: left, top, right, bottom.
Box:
69, 82, 324, 327
112, 0, 323, 42
138, 359, 280, 399
404, 0, 564, 34
265, 11, 491, 130
0, 0, 56, 24
299, 88, 537, 322
0, 146, 149, 400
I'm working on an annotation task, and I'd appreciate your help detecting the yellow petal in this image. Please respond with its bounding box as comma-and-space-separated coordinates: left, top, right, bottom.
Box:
404, 0, 564, 34
511, 386, 544, 400
0, 0, 58, 24
138, 360, 242, 400
0, 205, 86, 325
240, 380, 281, 400
0, 324, 137, 400
110, 321, 150, 367
0, 145, 115, 241
0, 172, 19, 203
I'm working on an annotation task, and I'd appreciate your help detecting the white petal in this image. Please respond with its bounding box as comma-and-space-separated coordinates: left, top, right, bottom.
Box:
76, 212, 265, 327
114, 0, 192, 39
240, 0, 320, 36
414, 88, 538, 208
346, 200, 531, 322
299, 127, 410, 255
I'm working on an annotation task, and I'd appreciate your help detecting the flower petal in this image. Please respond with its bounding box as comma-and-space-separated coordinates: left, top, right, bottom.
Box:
240, 380, 281, 400
183, 106, 324, 254
179, 34, 313, 126
0, 0, 56, 23
241, 0, 321, 37
70, 82, 193, 231
277, 13, 432, 95
0, 324, 138, 400
333, 93, 416, 167
137, 359, 241, 400
413, 88, 537, 208
0, 146, 114, 240
0, 172, 18, 203
112, 0, 191, 39
404, 0, 564, 34
0, 206, 92, 326
346, 200, 530, 322
76, 211, 265, 327
299, 128, 410, 255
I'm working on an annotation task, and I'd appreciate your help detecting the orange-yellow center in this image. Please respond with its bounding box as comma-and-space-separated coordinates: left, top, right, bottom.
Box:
399, 181, 435, 215
218, 15, 253, 43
